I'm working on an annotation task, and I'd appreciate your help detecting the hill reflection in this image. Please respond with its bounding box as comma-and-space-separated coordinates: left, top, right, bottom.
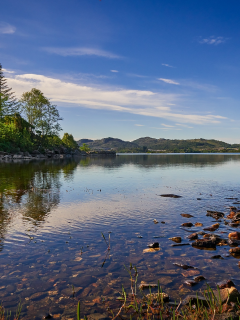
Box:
79, 153, 240, 168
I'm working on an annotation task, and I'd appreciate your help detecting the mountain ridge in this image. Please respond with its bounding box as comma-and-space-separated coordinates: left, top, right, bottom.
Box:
77, 137, 240, 153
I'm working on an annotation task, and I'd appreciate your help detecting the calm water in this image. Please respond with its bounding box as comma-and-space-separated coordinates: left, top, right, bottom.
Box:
1, 154, 240, 319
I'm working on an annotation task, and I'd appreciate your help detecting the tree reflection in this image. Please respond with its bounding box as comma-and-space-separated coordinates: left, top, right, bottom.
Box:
0, 158, 79, 249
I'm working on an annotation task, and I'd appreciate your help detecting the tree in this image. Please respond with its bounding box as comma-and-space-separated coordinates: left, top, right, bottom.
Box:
0, 63, 20, 118
80, 143, 90, 152
20, 88, 62, 136
62, 133, 78, 149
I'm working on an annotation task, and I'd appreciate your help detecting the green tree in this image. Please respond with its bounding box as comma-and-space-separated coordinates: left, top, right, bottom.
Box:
20, 88, 62, 136
80, 143, 90, 152
0, 63, 19, 118
62, 133, 78, 149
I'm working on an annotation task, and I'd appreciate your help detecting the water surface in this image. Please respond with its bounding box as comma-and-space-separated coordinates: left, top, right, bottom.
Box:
1, 154, 240, 319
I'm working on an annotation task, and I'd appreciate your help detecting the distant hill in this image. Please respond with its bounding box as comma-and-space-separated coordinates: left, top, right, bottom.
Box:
77, 137, 240, 153
132, 137, 233, 151
77, 137, 138, 150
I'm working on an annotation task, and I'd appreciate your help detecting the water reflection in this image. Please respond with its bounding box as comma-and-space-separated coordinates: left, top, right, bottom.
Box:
0, 154, 240, 319
0, 159, 79, 245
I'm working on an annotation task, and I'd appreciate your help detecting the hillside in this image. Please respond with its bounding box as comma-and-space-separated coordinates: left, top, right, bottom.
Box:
77, 137, 240, 153
132, 137, 233, 152
77, 137, 138, 150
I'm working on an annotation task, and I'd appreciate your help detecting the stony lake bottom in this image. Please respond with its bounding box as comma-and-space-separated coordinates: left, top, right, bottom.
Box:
1, 154, 240, 319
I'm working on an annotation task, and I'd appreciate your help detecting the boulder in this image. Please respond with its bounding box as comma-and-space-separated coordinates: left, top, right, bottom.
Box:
228, 232, 240, 240
203, 223, 220, 231
217, 280, 235, 289
206, 210, 224, 219
181, 222, 193, 227
229, 247, 240, 255
192, 239, 216, 248
213, 287, 240, 304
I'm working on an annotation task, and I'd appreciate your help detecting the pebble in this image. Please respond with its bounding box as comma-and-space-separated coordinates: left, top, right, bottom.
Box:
169, 237, 182, 243
181, 214, 194, 218
148, 242, 159, 248
184, 280, 197, 287
194, 275, 206, 282
187, 233, 198, 240
181, 223, 193, 227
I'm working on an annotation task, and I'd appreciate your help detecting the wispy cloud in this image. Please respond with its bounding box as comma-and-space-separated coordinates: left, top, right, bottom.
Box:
2, 68, 15, 74
135, 124, 145, 127
199, 36, 227, 45
126, 73, 148, 78
176, 123, 193, 129
161, 123, 175, 128
0, 22, 16, 34
151, 127, 182, 130
162, 63, 174, 68
7, 73, 227, 125
43, 47, 121, 59
110, 70, 118, 73
158, 78, 179, 85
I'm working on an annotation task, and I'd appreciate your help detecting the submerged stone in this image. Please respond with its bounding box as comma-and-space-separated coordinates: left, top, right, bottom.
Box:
187, 233, 198, 240
160, 194, 182, 198
139, 282, 158, 290
173, 263, 196, 270
192, 239, 216, 248
181, 214, 194, 218
181, 223, 193, 227
184, 280, 197, 287
194, 275, 206, 282
211, 255, 224, 259
169, 237, 181, 243
195, 222, 203, 227
206, 210, 224, 219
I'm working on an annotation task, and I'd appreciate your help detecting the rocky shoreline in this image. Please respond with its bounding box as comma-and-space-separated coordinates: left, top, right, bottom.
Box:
0, 150, 116, 161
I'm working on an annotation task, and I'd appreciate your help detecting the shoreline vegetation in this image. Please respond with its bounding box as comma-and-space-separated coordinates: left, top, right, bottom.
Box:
0, 63, 80, 156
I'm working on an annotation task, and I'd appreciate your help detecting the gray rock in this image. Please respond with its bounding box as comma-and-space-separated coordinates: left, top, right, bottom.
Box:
182, 294, 209, 308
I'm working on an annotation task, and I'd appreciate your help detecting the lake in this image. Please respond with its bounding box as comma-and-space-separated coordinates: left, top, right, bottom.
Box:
1, 154, 240, 319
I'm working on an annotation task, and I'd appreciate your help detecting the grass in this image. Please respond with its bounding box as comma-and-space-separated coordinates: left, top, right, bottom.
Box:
77, 264, 240, 320
0, 302, 22, 320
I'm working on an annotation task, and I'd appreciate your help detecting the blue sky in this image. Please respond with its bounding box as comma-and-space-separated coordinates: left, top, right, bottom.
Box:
1, 0, 240, 143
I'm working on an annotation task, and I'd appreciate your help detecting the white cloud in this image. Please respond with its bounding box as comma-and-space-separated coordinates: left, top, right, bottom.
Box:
110, 70, 118, 73
7, 73, 227, 125
161, 123, 175, 128
162, 63, 173, 68
135, 124, 145, 127
0, 22, 16, 34
2, 68, 15, 74
199, 36, 226, 45
43, 47, 121, 59
158, 78, 180, 85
